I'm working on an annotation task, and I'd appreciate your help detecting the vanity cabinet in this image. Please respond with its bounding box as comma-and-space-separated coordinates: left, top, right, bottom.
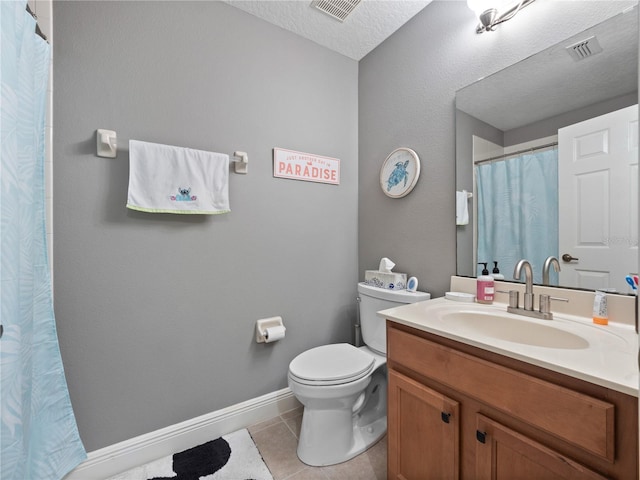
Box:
475, 414, 606, 479
388, 369, 459, 479
387, 322, 638, 480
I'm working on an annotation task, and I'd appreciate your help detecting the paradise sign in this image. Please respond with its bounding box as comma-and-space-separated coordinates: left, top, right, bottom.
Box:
273, 148, 340, 185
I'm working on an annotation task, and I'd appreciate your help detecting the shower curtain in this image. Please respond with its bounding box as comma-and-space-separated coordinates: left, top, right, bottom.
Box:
476, 149, 559, 285
1, 2, 86, 479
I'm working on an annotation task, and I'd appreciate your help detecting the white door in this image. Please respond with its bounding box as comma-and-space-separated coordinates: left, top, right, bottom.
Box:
558, 105, 638, 293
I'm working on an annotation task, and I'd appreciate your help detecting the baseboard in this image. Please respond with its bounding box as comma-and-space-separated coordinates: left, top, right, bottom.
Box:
64, 387, 299, 480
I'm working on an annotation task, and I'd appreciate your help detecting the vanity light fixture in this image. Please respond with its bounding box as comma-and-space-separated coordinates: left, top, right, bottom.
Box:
467, 0, 536, 33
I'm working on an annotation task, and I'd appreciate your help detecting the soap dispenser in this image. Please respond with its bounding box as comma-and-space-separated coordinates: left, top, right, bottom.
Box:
477, 262, 495, 304
492, 261, 505, 280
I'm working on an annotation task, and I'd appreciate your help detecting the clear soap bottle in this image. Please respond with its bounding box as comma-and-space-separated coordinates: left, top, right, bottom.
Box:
492, 261, 504, 280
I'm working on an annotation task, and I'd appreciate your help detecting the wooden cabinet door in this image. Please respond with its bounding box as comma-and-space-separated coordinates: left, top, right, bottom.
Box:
388, 369, 460, 480
475, 414, 607, 480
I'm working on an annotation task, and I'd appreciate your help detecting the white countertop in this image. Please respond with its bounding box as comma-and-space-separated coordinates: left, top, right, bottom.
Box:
379, 297, 639, 397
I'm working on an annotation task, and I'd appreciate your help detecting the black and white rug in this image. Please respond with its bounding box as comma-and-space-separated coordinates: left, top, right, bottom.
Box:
109, 429, 273, 480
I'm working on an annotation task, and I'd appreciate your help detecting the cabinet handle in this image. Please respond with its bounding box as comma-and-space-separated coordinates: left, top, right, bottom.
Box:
441, 412, 451, 424
476, 430, 487, 444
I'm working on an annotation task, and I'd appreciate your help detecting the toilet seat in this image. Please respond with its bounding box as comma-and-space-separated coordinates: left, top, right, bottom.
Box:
289, 343, 375, 386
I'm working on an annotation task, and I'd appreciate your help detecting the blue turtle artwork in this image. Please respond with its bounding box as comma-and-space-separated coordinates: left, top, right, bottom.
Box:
387, 160, 410, 192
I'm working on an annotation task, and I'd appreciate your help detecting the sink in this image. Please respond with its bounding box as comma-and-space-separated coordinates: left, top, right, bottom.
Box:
440, 310, 590, 349
379, 296, 638, 395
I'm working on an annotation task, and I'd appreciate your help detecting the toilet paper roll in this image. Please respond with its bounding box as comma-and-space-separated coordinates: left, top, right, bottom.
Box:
264, 325, 286, 343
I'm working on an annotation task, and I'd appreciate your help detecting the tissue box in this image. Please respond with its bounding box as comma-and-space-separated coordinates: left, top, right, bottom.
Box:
364, 271, 407, 290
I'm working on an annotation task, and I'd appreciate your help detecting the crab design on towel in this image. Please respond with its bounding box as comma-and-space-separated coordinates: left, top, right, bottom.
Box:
386, 160, 410, 192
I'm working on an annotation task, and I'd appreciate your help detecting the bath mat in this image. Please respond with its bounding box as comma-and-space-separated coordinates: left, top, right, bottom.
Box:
108, 428, 273, 480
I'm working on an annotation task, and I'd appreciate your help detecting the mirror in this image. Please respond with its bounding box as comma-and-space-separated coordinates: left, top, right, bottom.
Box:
456, 8, 638, 292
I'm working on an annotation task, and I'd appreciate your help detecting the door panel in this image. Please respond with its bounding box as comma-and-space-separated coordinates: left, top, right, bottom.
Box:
475, 415, 606, 480
388, 369, 459, 480
558, 104, 638, 292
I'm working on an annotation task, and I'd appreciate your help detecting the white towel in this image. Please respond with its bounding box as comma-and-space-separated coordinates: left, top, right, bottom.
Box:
127, 140, 230, 215
456, 190, 469, 225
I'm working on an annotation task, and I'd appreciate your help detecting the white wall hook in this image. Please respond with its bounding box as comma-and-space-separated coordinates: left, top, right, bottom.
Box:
233, 151, 248, 174
97, 129, 117, 158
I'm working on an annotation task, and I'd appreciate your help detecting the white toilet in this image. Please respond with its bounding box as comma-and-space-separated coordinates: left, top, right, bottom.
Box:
287, 282, 430, 466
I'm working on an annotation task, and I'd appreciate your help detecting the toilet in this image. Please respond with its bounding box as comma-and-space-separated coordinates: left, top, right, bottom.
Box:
287, 282, 430, 466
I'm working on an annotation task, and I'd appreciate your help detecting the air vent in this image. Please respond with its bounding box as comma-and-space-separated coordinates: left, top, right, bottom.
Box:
565, 36, 603, 61
311, 0, 362, 22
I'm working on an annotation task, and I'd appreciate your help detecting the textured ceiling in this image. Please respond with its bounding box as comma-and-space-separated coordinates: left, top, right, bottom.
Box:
221, 0, 433, 60
456, 7, 638, 131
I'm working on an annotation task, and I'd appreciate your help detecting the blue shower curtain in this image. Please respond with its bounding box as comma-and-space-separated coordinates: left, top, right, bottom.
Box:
476, 149, 559, 285
1, 3, 86, 479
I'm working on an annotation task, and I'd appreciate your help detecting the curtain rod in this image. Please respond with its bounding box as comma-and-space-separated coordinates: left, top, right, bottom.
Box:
474, 141, 558, 165
25, 4, 48, 43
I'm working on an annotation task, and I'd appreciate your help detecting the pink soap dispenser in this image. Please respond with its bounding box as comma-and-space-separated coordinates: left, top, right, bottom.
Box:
476, 262, 494, 304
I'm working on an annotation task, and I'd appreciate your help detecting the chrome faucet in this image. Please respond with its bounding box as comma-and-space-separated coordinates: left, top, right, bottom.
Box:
542, 256, 561, 285
507, 258, 568, 320
513, 259, 534, 311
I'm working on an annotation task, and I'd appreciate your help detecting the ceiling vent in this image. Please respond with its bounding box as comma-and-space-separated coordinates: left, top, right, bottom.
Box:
565, 36, 604, 62
311, 0, 362, 22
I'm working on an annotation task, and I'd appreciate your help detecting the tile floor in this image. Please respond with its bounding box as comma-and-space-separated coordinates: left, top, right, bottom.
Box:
248, 407, 387, 480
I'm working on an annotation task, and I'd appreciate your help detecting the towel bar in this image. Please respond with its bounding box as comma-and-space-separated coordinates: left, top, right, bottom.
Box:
95, 129, 248, 174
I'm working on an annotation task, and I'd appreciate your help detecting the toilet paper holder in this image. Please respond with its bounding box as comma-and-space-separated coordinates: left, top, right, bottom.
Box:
255, 316, 286, 343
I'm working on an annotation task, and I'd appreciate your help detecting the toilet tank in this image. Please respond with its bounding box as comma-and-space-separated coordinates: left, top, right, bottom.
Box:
357, 282, 430, 355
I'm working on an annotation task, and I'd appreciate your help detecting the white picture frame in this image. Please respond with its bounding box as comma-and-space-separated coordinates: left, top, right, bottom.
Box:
380, 148, 421, 198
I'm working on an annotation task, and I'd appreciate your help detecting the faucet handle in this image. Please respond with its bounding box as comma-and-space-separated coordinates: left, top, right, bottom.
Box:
539, 295, 551, 314
549, 296, 569, 303
508, 290, 519, 309
539, 294, 569, 315
496, 290, 520, 308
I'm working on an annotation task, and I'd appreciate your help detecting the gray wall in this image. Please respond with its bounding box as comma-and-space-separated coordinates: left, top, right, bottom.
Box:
53, 1, 358, 452
358, 0, 635, 296
504, 92, 638, 146
53, 0, 635, 454
455, 110, 503, 277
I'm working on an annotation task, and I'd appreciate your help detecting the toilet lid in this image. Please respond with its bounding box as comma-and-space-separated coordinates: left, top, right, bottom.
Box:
289, 343, 375, 386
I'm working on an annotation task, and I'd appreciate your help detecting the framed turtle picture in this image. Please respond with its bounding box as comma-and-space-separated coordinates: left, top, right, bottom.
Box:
380, 148, 421, 198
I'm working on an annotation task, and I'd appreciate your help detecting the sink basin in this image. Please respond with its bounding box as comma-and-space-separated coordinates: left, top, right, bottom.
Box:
379, 296, 638, 396
440, 310, 590, 349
